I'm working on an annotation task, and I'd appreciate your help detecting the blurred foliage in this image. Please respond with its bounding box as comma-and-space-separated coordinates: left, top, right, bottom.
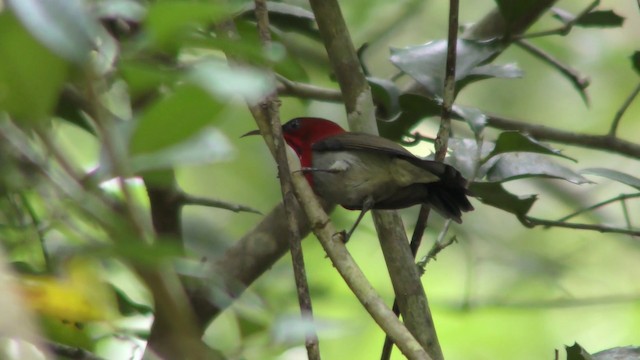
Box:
0, 0, 639, 359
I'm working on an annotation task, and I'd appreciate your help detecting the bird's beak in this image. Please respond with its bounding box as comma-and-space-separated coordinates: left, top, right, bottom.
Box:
241, 129, 262, 138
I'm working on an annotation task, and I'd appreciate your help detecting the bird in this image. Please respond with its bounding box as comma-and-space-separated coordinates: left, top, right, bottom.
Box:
248, 117, 473, 239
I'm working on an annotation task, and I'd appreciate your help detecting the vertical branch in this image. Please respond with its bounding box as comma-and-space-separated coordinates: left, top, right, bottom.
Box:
253, 1, 320, 358
308, 0, 442, 359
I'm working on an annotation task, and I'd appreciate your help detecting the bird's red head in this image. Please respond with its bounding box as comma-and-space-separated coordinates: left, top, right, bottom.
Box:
281, 117, 345, 168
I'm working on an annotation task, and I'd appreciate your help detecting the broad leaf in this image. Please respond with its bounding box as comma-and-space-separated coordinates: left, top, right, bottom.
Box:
0, 11, 69, 122
576, 10, 624, 28
368, 77, 401, 120
7, 0, 101, 63
131, 127, 234, 172
447, 138, 493, 180
452, 104, 487, 135
469, 182, 537, 219
145, 1, 236, 50
593, 346, 640, 360
390, 39, 520, 97
581, 168, 640, 191
377, 94, 440, 141
485, 131, 575, 163
130, 85, 224, 155
486, 153, 591, 184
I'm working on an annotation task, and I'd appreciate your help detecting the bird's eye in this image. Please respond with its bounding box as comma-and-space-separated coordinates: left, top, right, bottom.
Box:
284, 118, 300, 131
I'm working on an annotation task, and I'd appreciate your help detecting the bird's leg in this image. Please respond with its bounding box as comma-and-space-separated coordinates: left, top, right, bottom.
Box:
342, 196, 375, 243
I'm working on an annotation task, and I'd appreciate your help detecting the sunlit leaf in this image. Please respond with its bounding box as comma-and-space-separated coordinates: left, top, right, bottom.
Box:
0, 11, 69, 122
469, 182, 537, 219
484, 131, 575, 163
581, 168, 640, 190
486, 153, 591, 184
7, 0, 100, 63
391, 39, 513, 97
130, 84, 224, 155
145, 1, 237, 50
131, 127, 234, 172
593, 346, 640, 360
187, 61, 274, 105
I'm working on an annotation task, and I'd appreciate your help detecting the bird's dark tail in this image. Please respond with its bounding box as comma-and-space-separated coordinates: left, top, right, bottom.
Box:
425, 166, 474, 223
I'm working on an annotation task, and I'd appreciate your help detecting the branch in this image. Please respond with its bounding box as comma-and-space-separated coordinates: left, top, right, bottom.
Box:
515, 39, 590, 104
514, 0, 600, 39
523, 216, 640, 236
554, 193, 640, 223
176, 192, 262, 215
276, 74, 342, 102
609, 82, 640, 136
309, 0, 441, 358
485, 113, 640, 159
253, 1, 320, 358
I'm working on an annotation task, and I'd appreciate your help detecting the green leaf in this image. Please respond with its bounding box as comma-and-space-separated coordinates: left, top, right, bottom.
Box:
7, 0, 102, 63
0, 11, 69, 122
581, 168, 640, 191
130, 85, 224, 155
368, 77, 400, 120
452, 105, 487, 135
119, 61, 180, 99
131, 127, 233, 172
469, 182, 537, 219
593, 346, 640, 360
551, 7, 575, 25
576, 10, 624, 28
484, 131, 576, 163
94, 0, 147, 22
145, 1, 236, 50
390, 39, 519, 97
486, 153, 592, 184
377, 94, 440, 141
447, 138, 493, 179
566, 342, 595, 360
631, 51, 640, 75
187, 61, 274, 105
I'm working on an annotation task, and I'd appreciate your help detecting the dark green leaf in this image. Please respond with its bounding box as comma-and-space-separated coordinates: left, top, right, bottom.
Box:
119, 61, 180, 99
368, 77, 401, 120
581, 168, 640, 190
485, 131, 575, 163
0, 11, 69, 121
377, 94, 440, 141
576, 10, 624, 28
631, 51, 640, 75
486, 153, 591, 184
390, 39, 517, 97
114, 286, 153, 316
7, 0, 101, 63
566, 342, 595, 360
130, 85, 224, 155
239, 2, 319, 40
469, 182, 537, 219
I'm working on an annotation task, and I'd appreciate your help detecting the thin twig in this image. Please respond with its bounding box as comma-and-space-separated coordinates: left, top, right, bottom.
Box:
523, 216, 640, 236
515, 39, 590, 105
554, 193, 640, 223
609, 82, 640, 136
177, 192, 262, 214
514, 0, 600, 39
276, 74, 342, 102
253, 1, 320, 359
